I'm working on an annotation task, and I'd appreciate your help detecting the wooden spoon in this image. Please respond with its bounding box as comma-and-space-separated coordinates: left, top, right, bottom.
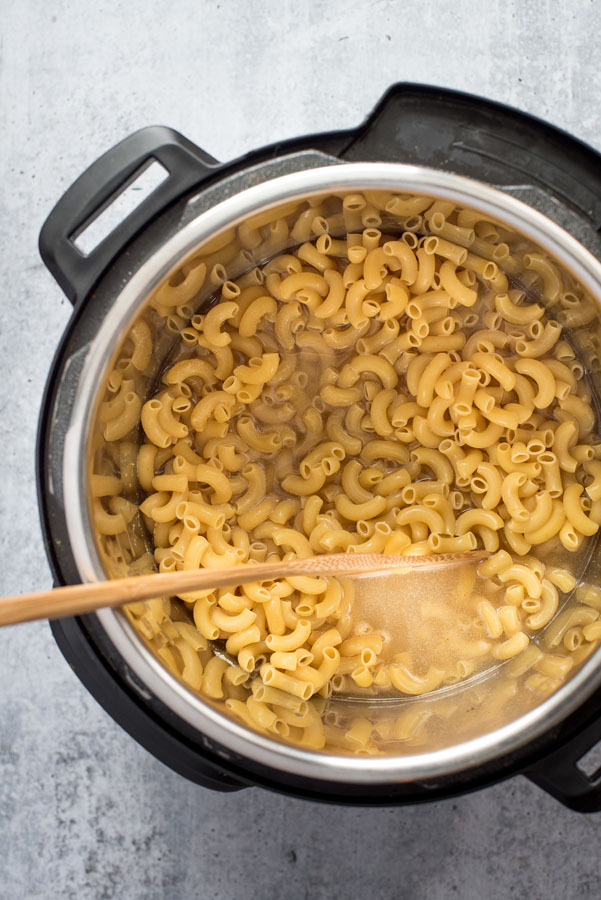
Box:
0, 550, 489, 627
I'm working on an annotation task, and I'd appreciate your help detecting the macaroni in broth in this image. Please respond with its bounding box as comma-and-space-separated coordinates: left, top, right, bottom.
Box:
92, 191, 601, 754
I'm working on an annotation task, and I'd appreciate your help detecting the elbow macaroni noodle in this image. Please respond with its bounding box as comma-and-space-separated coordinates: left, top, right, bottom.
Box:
91, 189, 601, 756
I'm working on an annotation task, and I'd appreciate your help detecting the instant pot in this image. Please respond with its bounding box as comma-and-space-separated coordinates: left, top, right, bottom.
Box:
37, 83, 601, 809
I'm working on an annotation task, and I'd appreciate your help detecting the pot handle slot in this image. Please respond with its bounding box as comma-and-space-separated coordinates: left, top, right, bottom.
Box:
39, 126, 220, 305
525, 707, 601, 812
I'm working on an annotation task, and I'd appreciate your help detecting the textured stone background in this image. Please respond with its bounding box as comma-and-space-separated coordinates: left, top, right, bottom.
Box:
2, 1, 601, 898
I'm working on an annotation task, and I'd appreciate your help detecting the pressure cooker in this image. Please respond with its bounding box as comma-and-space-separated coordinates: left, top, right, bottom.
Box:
37, 83, 601, 809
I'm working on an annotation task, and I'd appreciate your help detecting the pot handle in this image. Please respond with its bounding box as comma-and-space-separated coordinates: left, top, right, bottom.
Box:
525, 705, 601, 812
39, 126, 220, 305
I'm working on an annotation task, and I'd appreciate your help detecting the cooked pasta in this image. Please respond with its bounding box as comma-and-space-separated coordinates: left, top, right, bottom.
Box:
91, 188, 601, 757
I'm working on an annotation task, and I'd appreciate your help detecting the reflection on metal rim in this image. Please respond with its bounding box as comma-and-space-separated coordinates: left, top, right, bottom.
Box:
63, 163, 601, 784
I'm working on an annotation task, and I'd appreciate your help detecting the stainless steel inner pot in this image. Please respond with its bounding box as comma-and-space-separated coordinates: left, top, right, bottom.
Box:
62, 162, 601, 784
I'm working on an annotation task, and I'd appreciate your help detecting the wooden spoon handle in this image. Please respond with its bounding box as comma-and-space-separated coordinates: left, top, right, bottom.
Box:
0, 550, 488, 627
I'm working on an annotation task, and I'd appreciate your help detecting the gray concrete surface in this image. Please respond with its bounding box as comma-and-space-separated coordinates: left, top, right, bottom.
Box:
2, 1, 601, 897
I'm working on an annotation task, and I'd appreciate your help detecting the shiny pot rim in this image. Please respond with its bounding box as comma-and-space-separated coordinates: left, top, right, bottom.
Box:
63, 162, 601, 784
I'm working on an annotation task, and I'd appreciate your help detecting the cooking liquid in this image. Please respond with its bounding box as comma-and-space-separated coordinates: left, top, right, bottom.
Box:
351, 565, 493, 676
